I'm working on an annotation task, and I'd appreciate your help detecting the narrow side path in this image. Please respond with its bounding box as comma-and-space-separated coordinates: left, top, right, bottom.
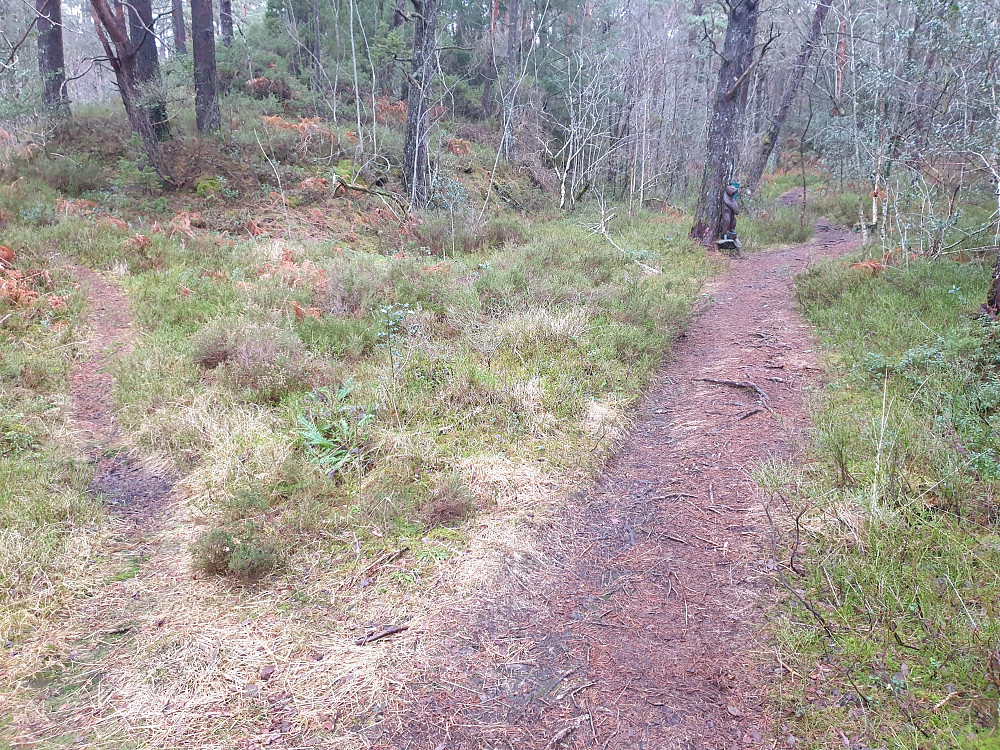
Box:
68, 263, 172, 523
393, 222, 859, 749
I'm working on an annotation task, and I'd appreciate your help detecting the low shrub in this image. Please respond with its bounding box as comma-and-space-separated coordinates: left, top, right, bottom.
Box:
483, 216, 529, 248
412, 214, 530, 257
191, 320, 321, 404
190, 527, 233, 576
809, 190, 863, 226
741, 205, 814, 249
27, 155, 110, 196
418, 471, 474, 528
191, 522, 280, 583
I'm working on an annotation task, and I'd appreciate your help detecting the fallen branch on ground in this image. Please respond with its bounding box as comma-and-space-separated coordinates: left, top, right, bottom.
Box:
544, 714, 590, 750
355, 624, 408, 645
696, 377, 777, 416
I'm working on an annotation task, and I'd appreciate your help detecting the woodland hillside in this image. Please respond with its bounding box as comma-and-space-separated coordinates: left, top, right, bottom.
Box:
1, 0, 1000, 748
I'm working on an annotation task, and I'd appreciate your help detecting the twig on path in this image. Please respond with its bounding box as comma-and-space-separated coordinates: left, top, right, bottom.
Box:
697, 377, 778, 417
540, 668, 578, 699
544, 714, 590, 750
934, 691, 959, 711
654, 491, 696, 500
696, 377, 770, 403
790, 505, 809, 576
710, 407, 763, 434
775, 647, 802, 679
343, 546, 408, 589
668, 571, 690, 628
354, 624, 408, 645
360, 546, 408, 577
761, 498, 834, 638
557, 681, 596, 702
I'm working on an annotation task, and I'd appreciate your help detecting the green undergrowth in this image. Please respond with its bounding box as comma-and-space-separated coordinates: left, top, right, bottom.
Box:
109, 206, 717, 571
740, 172, 863, 252
769, 255, 1000, 748
0, 174, 721, 598
0, 177, 722, 746
0, 225, 103, 642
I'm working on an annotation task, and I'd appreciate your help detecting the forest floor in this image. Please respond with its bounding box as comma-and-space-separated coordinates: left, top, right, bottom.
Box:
3, 196, 862, 749
388, 219, 860, 749
68, 263, 173, 525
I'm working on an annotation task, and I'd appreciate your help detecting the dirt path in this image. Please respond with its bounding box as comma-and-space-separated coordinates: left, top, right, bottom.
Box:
68, 263, 172, 522
392, 221, 859, 749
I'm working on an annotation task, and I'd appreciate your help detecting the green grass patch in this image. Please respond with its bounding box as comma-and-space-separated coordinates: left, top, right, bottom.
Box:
0, 190, 717, 577
0, 224, 103, 645
771, 255, 1000, 748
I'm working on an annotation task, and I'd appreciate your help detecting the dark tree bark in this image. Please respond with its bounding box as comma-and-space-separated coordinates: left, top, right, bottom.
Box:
745, 0, 831, 191
190, 0, 220, 132
402, 0, 440, 209
481, 0, 500, 115
391, 0, 406, 27
985, 250, 1000, 318
90, 0, 171, 181
501, 0, 519, 160
312, 0, 321, 90
171, 0, 186, 54
128, 0, 170, 139
219, 0, 233, 46
690, 0, 760, 246
36, 0, 70, 115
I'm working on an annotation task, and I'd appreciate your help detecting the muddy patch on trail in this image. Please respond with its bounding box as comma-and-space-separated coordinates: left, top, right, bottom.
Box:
778, 186, 808, 207
68, 263, 173, 526
387, 223, 859, 750
89, 453, 174, 520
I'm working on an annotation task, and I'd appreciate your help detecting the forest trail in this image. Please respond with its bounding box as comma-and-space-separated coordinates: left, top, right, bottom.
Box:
394, 221, 860, 749
68, 263, 172, 524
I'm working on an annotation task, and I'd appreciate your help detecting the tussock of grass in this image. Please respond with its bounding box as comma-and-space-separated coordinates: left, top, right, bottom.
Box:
770, 255, 1000, 747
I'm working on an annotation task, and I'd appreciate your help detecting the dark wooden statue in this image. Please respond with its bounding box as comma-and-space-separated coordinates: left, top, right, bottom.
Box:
718, 182, 741, 251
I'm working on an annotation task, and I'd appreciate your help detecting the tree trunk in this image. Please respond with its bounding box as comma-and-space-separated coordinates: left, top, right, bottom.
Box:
690, 0, 760, 246
128, 0, 170, 139
985, 249, 1000, 318
312, 0, 321, 90
481, 0, 500, 115
745, 0, 831, 192
219, 0, 233, 46
171, 0, 187, 54
36, 0, 69, 115
501, 0, 519, 160
191, 0, 220, 132
834, 13, 847, 112
90, 0, 171, 181
402, 0, 439, 209
391, 0, 406, 27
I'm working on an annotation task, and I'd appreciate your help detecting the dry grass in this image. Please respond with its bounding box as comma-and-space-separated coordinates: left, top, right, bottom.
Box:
139, 389, 297, 508
460, 306, 589, 354
3, 447, 569, 749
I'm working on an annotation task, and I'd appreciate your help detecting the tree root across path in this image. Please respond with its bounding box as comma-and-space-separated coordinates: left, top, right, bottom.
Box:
68, 263, 173, 526
388, 223, 859, 749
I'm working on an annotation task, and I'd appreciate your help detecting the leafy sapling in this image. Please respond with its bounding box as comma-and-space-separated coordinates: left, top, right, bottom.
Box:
295, 383, 373, 477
